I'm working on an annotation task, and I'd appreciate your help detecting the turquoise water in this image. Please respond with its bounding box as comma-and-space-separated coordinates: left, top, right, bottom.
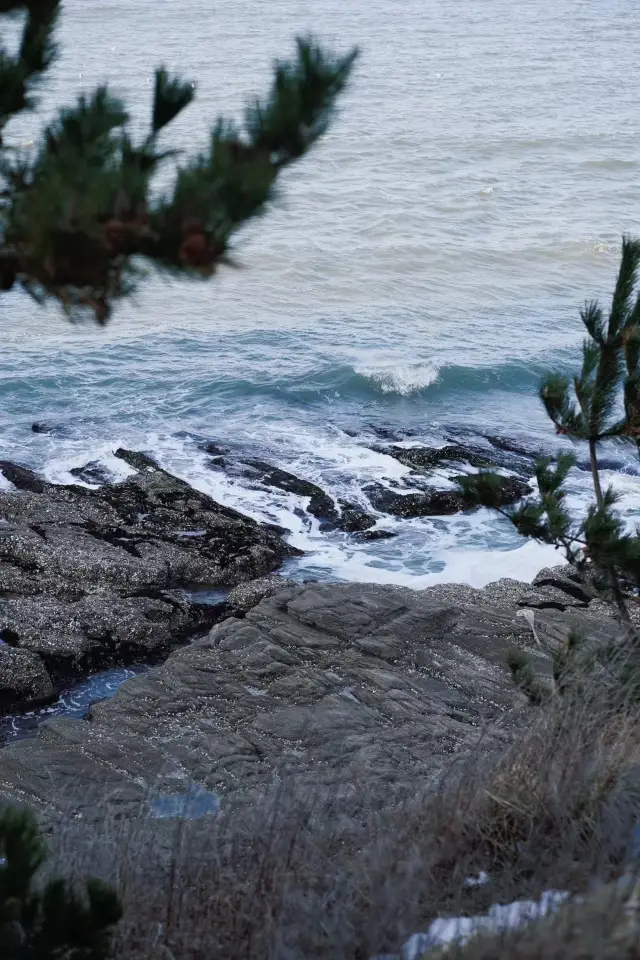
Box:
2, 0, 640, 586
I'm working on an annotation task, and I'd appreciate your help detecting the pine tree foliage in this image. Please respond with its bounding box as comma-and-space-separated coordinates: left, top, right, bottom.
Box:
0, 1, 357, 322
0, 805, 121, 958
460, 238, 640, 635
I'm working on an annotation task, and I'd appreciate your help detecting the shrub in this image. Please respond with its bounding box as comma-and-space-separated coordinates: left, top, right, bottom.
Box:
0, 804, 121, 959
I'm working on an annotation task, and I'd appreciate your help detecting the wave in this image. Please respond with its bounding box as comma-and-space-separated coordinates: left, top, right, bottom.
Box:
258, 358, 549, 403
353, 361, 442, 395
352, 359, 550, 398
153, 358, 559, 407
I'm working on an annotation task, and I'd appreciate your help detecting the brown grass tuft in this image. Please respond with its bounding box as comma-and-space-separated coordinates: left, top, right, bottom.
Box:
43, 682, 640, 958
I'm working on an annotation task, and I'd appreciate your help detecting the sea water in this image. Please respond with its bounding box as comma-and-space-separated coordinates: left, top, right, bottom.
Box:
2, 0, 640, 588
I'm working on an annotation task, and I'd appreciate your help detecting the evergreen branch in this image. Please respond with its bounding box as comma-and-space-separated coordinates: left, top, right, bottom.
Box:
0, 0, 60, 132
589, 338, 623, 437
245, 36, 358, 165
0, 804, 121, 957
152, 67, 195, 135
608, 235, 640, 337
0, 30, 357, 320
539, 373, 584, 436
580, 300, 605, 343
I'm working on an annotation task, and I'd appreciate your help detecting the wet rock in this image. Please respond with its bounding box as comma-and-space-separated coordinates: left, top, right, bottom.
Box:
200, 441, 228, 457
576, 455, 640, 476
31, 421, 74, 438
355, 529, 397, 541
338, 502, 377, 533
383, 444, 495, 472
484, 435, 538, 460
0, 450, 296, 712
462, 476, 532, 508
0, 646, 55, 712
365, 475, 530, 519
0, 461, 46, 494
69, 461, 114, 486
243, 460, 339, 528
0, 591, 224, 684
365, 484, 466, 518
532, 565, 594, 605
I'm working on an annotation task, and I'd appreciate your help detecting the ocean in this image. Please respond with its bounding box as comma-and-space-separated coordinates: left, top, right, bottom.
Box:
2, 0, 640, 588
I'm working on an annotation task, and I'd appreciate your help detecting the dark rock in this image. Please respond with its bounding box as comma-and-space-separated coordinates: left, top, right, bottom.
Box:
0, 592, 227, 685
0, 646, 55, 712
0, 581, 534, 817
459, 475, 532, 509
365, 484, 466, 518
484, 436, 537, 460
113, 448, 159, 473
227, 575, 297, 615
69, 461, 114, 486
532, 566, 594, 605
338, 503, 377, 533
0, 451, 296, 712
576, 455, 640, 476
31, 421, 72, 438
200, 441, 227, 457
370, 425, 403, 441
383, 444, 495, 472
243, 460, 339, 528
0, 462, 46, 494
365, 475, 530, 519
355, 529, 397, 541
377, 438, 538, 481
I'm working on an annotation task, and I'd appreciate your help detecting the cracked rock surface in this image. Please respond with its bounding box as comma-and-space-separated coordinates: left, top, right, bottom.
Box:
0, 573, 621, 821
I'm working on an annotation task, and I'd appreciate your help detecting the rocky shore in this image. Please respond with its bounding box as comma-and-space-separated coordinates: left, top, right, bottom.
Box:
0, 449, 296, 712
0, 434, 537, 716
0, 568, 622, 820
0, 435, 624, 822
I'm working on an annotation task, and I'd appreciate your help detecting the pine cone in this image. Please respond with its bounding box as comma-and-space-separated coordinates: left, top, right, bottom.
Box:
179, 231, 215, 269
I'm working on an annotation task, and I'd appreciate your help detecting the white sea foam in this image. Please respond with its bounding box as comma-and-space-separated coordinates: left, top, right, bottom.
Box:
43, 446, 138, 486
355, 361, 442, 395
141, 432, 559, 590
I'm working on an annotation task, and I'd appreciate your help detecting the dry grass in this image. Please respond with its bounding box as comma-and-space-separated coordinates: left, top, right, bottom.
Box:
43, 682, 640, 959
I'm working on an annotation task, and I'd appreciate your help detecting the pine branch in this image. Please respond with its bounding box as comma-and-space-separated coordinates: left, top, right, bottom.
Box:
0, 0, 60, 133
0, 804, 121, 958
245, 37, 358, 165
152, 67, 195, 135
539, 373, 585, 437
608, 236, 640, 337
0, 29, 357, 320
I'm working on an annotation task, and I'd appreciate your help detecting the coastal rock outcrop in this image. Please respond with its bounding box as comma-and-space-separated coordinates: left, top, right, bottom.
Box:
0, 450, 296, 710
0, 574, 620, 821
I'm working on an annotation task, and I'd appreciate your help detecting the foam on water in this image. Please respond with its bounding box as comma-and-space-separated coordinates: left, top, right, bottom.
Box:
32, 426, 560, 590
0, 666, 148, 743
354, 360, 442, 395
2, 0, 640, 592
